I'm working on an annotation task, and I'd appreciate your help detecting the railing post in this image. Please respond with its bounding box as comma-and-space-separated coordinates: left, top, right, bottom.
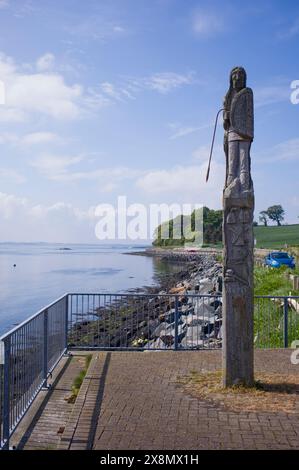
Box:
283, 297, 289, 348
3, 337, 11, 450
43, 309, 48, 389
174, 296, 179, 351
64, 294, 69, 352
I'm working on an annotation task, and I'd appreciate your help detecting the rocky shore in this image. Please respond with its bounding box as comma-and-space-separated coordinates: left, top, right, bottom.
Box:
69, 251, 223, 350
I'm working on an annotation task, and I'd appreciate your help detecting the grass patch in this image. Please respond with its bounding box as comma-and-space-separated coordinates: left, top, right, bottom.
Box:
253, 266, 299, 347
254, 265, 299, 296
254, 224, 299, 249
178, 370, 299, 413
215, 254, 223, 263
67, 354, 92, 403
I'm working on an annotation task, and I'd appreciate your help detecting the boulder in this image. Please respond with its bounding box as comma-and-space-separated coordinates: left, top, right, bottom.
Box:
153, 322, 171, 337
180, 305, 194, 315
185, 314, 205, 327
180, 336, 204, 349
169, 286, 186, 294
184, 324, 203, 342
193, 301, 215, 317
160, 323, 187, 345
197, 282, 214, 294
146, 337, 169, 349
194, 315, 216, 324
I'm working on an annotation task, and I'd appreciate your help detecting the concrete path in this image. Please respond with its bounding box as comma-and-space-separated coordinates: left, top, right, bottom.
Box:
16, 350, 299, 450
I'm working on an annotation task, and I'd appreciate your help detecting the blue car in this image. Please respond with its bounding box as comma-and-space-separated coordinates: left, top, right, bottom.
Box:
264, 252, 296, 269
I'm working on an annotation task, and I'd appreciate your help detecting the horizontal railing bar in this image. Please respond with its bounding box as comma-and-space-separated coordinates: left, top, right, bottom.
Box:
67, 292, 221, 297
254, 295, 299, 299
68, 292, 299, 299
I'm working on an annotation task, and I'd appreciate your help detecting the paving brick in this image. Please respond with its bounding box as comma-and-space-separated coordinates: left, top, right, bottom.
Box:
13, 349, 299, 450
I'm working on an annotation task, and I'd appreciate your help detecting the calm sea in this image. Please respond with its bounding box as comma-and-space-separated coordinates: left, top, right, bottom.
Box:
0, 242, 174, 336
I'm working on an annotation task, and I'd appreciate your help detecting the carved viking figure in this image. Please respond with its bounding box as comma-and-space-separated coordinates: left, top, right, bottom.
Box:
222, 66, 254, 387
223, 67, 254, 196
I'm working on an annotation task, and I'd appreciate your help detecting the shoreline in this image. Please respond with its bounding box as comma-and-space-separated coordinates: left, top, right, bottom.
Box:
69, 252, 223, 349
126, 246, 223, 258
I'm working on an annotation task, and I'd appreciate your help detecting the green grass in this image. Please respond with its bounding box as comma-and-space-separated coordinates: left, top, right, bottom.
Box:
254, 266, 299, 296
152, 223, 299, 250
71, 354, 92, 400
254, 224, 299, 249
254, 266, 299, 348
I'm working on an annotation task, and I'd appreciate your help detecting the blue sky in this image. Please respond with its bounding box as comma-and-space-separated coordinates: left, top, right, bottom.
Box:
0, 0, 298, 242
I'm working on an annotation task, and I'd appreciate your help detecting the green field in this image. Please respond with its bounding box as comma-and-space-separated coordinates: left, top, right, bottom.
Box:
254, 224, 299, 249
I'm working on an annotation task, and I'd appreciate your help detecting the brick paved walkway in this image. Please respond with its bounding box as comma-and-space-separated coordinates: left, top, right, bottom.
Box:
16, 350, 299, 450
13, 354, 88, 450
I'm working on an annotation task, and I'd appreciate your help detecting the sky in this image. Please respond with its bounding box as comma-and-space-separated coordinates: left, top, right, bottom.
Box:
0, 0, 298, 243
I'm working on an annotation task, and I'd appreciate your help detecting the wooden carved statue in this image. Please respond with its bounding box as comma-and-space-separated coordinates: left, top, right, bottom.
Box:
222, 66, 254, 387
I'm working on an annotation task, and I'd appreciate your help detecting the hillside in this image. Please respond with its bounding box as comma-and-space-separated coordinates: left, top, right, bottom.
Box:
153, 209, 299, 249
254, 224, 299, 248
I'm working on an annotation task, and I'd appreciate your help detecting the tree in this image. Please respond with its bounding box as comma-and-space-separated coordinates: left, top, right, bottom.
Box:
253, 221, 258, 227
259, 211, 268, 226
152, 206, 223, 247
266, 205, 285, 226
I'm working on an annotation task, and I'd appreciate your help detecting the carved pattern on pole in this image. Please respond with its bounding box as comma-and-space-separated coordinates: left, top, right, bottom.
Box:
222, 67, 254, 387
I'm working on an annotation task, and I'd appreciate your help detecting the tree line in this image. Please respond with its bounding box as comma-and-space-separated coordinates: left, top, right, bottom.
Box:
152, 207, 223, 247
152, 204, 288, 248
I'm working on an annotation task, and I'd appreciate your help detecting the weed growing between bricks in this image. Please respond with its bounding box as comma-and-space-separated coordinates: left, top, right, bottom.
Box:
67, 354, 92, 403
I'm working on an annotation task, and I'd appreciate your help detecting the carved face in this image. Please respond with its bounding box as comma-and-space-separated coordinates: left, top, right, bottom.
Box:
231, 68, 246, 90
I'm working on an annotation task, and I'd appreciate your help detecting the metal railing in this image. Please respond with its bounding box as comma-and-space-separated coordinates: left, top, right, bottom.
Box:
68, 293, 299, 351
254, 295, 299, 349
0, 294, 68, 450
1, 292, 299, 449
67, 293, 222, 351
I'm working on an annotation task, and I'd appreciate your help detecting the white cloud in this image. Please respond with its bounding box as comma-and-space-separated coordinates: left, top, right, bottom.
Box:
22, 132, 61, 145
192, 145, 210, 161
100, 72, 195, 104
101, 82, 124, 101
257, 138, 299, 163
255, 84, 290, 107
0, 168, 25, 184
113, 25, 126, 34
0, 52, 108, 122
36, 53, 55, 72
0, 191, 97, 242
0, 192, 27, 219
64, 16, 128, 42
8, 73, 82, 119
192, 10, 225, 36
0, 108, 26, 122
169, 123, 211, 140
30, 153, 84, 177
0, 131, 62, 146
144, 72, 194, 94
0, 132, 18, 144
192, 144, 223, 162
136, 162, 224, 208
49, 166, 141, 187
30, 153, 141, 190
